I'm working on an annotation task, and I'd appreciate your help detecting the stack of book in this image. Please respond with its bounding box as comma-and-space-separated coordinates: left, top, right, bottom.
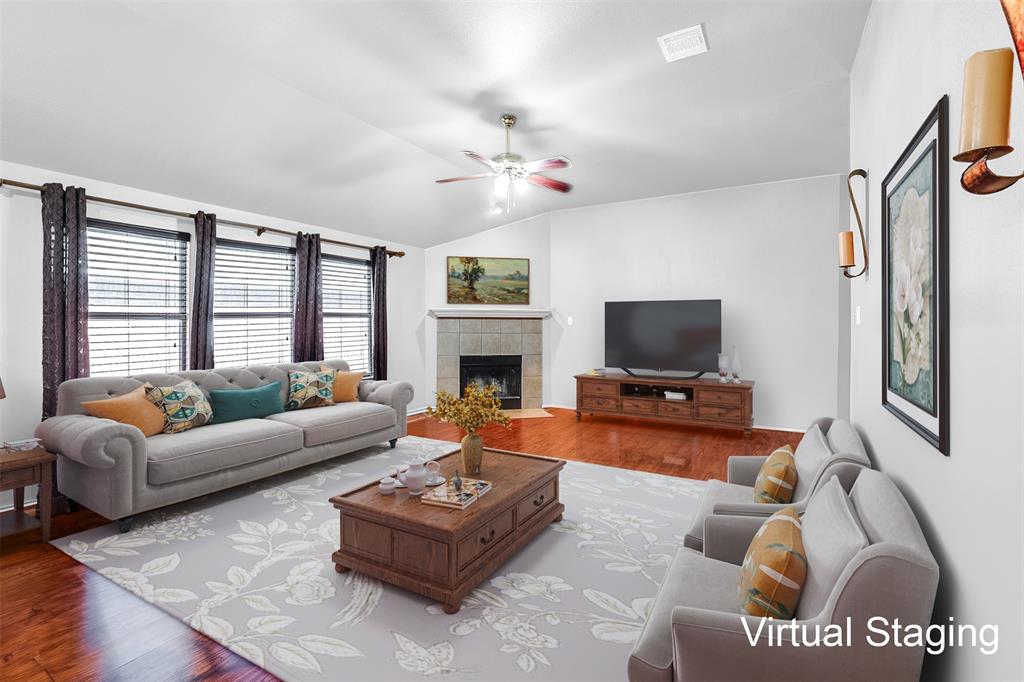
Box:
664, 391, 688, 401
421, 478, 493, 510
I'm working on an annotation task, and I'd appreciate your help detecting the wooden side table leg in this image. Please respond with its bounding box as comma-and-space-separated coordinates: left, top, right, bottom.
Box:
13, 487, 25, 513
39, 464, 52, 543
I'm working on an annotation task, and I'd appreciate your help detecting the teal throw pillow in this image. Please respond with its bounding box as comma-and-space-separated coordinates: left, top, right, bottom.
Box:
209, 382, 284, 424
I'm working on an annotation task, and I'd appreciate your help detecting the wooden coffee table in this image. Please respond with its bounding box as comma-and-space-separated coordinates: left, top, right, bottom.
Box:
329, 447, 565, 614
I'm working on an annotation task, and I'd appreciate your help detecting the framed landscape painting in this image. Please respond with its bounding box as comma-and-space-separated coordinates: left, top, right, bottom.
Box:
881, 95, 949, 455
447, 257, 530, 304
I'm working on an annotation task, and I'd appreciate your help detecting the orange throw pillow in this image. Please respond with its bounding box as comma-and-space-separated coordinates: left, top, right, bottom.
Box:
82, 385, 166, 437
323, 367, 364, 402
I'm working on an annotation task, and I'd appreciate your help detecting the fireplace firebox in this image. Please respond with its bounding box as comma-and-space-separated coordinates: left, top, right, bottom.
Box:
459, 355, 522, 409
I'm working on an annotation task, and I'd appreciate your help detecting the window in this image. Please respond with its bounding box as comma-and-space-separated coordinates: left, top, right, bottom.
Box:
86, 220, 189, 376
322, 255, 374, 376
213, 239, 295, 366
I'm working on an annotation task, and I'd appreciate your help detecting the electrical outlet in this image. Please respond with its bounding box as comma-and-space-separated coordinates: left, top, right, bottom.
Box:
854, 306, 862, 326
567, 316, 574, 326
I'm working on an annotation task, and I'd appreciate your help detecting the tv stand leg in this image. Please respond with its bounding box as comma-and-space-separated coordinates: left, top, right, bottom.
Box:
575, 411, 581, 421
744, 427, 753, 438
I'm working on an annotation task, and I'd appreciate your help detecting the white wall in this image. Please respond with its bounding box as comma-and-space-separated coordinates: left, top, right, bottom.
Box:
849, 2, 1024, 679
0, 160, 429, 450
425, 176, 849, 430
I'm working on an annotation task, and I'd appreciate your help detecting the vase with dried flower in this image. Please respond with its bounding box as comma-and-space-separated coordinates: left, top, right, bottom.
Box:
426, 383, 511, 475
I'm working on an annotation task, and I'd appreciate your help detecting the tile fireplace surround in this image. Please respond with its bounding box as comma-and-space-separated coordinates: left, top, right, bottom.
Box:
436, 318, 542, 409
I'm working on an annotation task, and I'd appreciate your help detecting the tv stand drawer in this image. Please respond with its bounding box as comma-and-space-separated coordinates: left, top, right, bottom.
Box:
581, 395, 619, 411
621, 398, 655, 414
580, 380, 618, 396
658, 401, 692, 417
698, 404, 742, 421
697, 388, 742, 406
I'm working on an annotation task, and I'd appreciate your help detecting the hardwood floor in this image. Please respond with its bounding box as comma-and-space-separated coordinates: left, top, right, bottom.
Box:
0, 409, 800, 681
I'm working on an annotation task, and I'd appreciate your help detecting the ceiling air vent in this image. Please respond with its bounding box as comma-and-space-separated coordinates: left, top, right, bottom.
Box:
657, 24, 708, 63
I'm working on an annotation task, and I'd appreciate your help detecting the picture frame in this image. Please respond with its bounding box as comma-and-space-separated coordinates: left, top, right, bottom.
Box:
446, 256, 530, 305
881, 95, 950, 455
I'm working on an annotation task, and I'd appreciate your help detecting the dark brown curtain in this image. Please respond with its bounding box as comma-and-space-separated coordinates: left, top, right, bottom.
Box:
293, 232, 323, 362
41, 183, 90, 419
369, 245, 388, 379
189, 211, 216, 369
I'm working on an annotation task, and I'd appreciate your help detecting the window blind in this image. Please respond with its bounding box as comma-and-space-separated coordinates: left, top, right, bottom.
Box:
86, 220, 190, 376
213, 239, 295, 367
322, 255, 373, 377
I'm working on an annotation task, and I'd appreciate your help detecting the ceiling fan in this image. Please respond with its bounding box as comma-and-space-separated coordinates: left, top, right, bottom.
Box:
436, 113, 572, 214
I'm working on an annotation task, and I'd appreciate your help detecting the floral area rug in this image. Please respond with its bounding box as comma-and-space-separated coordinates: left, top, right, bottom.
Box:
52, 436, 704, 681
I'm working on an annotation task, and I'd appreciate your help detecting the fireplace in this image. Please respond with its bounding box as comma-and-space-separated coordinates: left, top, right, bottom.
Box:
460, 355, 522, 409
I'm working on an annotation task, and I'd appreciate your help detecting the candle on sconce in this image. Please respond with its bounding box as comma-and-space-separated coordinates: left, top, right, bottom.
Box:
838, 231, 856, 269
955, 48, 1014, 162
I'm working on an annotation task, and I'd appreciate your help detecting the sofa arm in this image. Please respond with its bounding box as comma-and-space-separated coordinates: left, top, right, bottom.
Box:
727, 455, 767, 486
703, 515, 766, 565
360, 380, 415, 437
35, 414, 146, 469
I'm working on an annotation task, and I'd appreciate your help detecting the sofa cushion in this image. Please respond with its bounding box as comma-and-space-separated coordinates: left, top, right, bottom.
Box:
286, 370, 335, 410
793, 423, 832, 501
266, 402, 396, 447
796, 476, 869, 619
628, 548, 740, 682
323, 366, 364, 402
145, 381, 213, 434
683, 479, 752, 550
209, 382, 284, 424
82, 385, 166, 437
738, 507, 807, 618
752, 445, 797, 503
146, 419, 303, 485
825, 418, 868, 459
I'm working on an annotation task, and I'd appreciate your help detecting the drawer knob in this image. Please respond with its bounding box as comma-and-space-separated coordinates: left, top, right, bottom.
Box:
479, 528, 496, 545
533, 494, 546, 507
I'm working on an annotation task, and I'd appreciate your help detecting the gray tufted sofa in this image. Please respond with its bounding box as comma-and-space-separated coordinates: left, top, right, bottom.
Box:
35, 359, 414, 530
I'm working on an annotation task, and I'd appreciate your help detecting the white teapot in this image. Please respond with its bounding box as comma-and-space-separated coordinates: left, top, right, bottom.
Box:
398, 458, 429, 496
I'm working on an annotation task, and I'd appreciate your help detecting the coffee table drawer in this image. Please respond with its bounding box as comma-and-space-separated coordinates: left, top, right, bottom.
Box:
517, 479, 556, 526
458, 509, 515, 570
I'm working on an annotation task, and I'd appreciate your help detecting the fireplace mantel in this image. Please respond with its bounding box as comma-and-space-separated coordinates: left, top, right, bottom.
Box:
428, 308, 552, 319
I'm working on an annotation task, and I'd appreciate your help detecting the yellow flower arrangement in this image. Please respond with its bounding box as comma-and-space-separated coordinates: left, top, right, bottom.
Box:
426, 383, 512, 434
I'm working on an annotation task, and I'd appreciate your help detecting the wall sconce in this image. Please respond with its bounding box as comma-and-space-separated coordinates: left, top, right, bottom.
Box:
953, 0, 1024, 194
838, 169, 868, 278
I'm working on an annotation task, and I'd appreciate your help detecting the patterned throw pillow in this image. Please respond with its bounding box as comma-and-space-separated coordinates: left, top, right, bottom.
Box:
753, 445, 798, 503
145, 381, 213, 434
286, 370, 335, 410
739, 507, 807, 619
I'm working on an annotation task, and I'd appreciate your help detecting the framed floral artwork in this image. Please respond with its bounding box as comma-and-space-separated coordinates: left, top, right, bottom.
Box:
881, 95, 949, 455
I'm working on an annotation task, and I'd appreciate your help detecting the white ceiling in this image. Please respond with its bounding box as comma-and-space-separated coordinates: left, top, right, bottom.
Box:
0, 1, 870, 247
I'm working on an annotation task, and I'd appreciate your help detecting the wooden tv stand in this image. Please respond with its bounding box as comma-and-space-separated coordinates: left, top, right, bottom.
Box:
574, 373, 754, 436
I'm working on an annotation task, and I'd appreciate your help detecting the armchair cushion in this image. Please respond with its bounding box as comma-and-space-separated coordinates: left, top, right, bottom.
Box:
792, 424, 831, 500
753, 445, 797, 503
628, 548, 740, 682
683, 479, 752, 550
727, 454, 767, 486
795, 477, 868, 619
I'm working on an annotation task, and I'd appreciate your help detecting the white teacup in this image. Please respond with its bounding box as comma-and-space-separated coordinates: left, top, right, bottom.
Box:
425, 460, 442, 485
378, 477, 396, 495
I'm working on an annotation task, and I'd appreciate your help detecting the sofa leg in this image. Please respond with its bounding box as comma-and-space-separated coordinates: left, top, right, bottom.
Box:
389, 438, 398, 449
117, 516, 135, 533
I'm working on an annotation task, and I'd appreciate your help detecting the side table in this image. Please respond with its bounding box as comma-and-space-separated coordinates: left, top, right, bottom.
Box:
1, 447, 57, 542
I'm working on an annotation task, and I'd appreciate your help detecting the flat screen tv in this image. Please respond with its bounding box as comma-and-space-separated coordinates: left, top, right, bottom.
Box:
604, 300, 721, 375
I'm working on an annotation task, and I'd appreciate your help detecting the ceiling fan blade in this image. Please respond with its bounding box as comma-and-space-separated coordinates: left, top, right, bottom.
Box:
462, 150, 498, 170
526, 174, 573, 193
435, 173, 494, 184
523, 156, 571, 173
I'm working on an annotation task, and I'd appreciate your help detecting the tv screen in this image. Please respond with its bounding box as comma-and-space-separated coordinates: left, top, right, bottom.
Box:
604, 300, 721, 373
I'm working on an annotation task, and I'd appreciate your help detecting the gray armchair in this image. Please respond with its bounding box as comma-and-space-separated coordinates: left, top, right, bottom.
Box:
629, 470, 939, 682
683, 417, 871, 551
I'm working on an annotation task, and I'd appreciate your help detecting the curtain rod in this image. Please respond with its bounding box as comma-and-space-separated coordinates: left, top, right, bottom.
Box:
0, 177, 406, 258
